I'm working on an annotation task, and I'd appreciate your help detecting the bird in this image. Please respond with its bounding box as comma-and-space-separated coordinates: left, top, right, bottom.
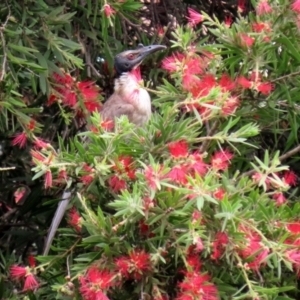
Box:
43, 43, 166, 255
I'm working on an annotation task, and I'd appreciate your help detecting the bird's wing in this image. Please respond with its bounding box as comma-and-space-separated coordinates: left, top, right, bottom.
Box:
100, 94, 136, 122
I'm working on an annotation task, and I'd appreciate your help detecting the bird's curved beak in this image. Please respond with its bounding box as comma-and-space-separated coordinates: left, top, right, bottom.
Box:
114, 44, 167, 75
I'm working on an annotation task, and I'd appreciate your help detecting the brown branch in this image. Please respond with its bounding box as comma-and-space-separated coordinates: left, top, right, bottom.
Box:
0, 0, 11, 82
271, 70, 300, 83
199, 120, 219, 153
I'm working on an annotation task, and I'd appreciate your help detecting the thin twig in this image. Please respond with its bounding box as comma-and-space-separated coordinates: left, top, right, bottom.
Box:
271, 70, 300, 83
0, 0, 11, 82
199, 120, 219, 153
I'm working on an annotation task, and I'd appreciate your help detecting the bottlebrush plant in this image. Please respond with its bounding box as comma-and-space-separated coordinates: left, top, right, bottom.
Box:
3, 0, 300, 299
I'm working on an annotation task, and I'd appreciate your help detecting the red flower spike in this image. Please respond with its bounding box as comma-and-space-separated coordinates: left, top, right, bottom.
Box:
28, 255, 36, 268
239, 34, 255, 47
166, 165, 188, 185
211, 232, 228, 260
12, 132, 27, 148
103, 4, 115, 17
283, 170, 297, 186
23, 273, 39, 291
219, 73, 235, 91
257, 82, 274, 95
68, 207, 82, 232
256, 0, 273, 15
221, 96, 240, 116
237, 76, 252, 89
287, 222, 300, 235
238, 0, 246, 12
33, 138, 50, 149
115, 250, 151, 280
14, 187, 26, 204
224, 15, 233, 27
27, 119, 36, 131
292, 0, 300, 13
211, 150, 233, 171
186, 8, 203, 27
176, 270, 218, 300
10, 265, 27, 280
168, 140, 189, 158
213, 188, 226, 200
44, 170, 53, 189
101, 119, 114, 130
77, 81, 100, 101
273, 192, 287, 206
108, 175, 126, 193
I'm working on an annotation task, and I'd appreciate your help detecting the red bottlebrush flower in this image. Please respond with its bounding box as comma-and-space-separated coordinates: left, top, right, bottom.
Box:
256, 0, 273, 15
23, 273, 39, 291
285, 249, 300, 266
273, 192, 287, 206
115, 250, 151, 280
211, 150, 233, 171
252, 22, 266, 33
239, 33, 255, 47
238, 0, 246, 12
144, 165, 163, 191
53, 72, 73, 85
57, 169, 68, 183
283, 170, 297, 186
247, 248, 269, 271
44, 170, 53, 189
31, 149, 45, 162
186, 253, 202, 271
166, 165, 188, 185
108, 175, 126, 193
64, 90, 77, 107
12, 132, 27, 148
77, 81, 100, 101
237, 76, 252, 89
14, 187, 26, 204
28, 255, 36, 268
81, 174, 94, 185
168, 140, 189, 158
292, 0, 300, 13
221, 96, 240, 116
191, 210, 202, 224
287, 222, 300, 235
103, 4, 115, 17
211, 232, 228, 260
188, 152, 208, 177
213, 188, 225, 200
10, 265, 27, 280
186, 8, 203, 27
224, 15, 233, 27
157, 25, 165, 37
84, 100, 102, 112
161, 52, 185, 73
219, 73, 235, 92
100, 119, 114, 130
257, 82, 274, 95
68, 207, 82, 232
27, 119, 36, 131
176, 271, 218, 300
33, 138, 50, 149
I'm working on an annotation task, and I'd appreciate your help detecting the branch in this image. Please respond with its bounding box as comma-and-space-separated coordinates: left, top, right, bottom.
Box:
271, 70, 300, 83
199, 120, 219, 153
0, 0, 11, 82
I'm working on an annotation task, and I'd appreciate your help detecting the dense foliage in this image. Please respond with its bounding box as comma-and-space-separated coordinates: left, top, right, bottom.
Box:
2, 0, 300, 299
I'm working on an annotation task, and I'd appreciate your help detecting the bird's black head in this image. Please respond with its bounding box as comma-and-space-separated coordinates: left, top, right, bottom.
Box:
114, 44, 166, 76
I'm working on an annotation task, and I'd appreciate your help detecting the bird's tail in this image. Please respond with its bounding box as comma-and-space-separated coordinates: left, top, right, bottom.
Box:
43, 190, 72, 255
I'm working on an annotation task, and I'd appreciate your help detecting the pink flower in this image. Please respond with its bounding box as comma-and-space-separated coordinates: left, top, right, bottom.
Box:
33, 138, 50, 149
219, 73, 235, 91
221, 96, 240, 116
14, 187, 26, 204
257, 82, 274, 95
166, 165, 188, 185
213, 188, 226, 200
108, 175, 126, 192
211, 150, 233, 171
237, 76, 252, 89
238, 0, 246, 12
115, 250, 151, 280
188, 152, 209, 177
186, 8, 203, 27
23, 274, 39, 291
44, 170, 53, 189
168, 140, 189, 158
292, 0, 300, 13
283, 170, 297, 186
68, 207, 82, 232
176, 270, 218, 300
224, 15, 233, 27
10, 265, 27, 280
161, 52, 185, 73
256, 0, 273, 15
103, 4, 115, 17
239, 34, 255, 47
273, 192, 287, 206
287, 222, 300, 234
12, 132, 27, 148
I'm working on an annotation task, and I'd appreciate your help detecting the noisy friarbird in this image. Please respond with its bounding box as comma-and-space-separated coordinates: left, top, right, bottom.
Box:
43, 44, 166, 255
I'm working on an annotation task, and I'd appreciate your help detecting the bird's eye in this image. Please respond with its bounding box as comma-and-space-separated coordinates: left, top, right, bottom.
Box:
127, 54, 135, 60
